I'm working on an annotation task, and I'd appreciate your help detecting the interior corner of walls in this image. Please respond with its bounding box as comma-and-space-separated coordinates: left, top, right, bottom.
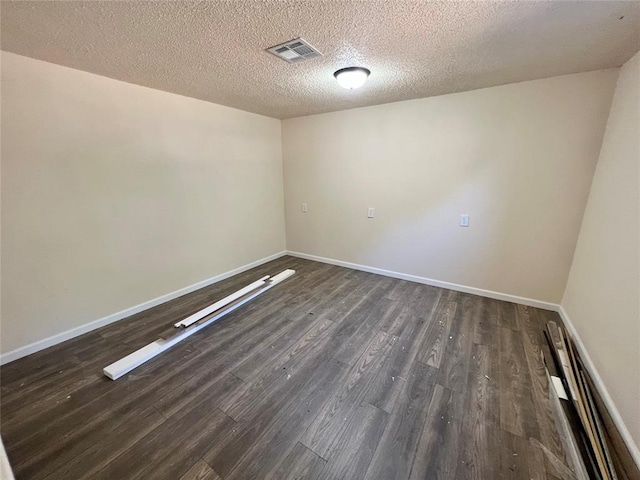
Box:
553, 49, 640, 468
558, 255, 579, 311
2, 53, 287, 365
280, 72, 617, 311
558, 258, 576, 309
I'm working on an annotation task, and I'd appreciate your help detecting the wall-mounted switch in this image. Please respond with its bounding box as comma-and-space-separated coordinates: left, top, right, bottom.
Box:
302, 203, 308, 213
368, 207, 375, 218
460, 214, 469, 227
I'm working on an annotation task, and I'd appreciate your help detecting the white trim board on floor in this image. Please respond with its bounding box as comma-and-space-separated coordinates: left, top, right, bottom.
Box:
0, 437, 15, 480
104, 269, 296, 380
286, 250, 559, 311
558, 306, 640, 470
0, 251, 287, 366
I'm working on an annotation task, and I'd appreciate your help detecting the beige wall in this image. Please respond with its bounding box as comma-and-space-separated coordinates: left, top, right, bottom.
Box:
283, 70, 618, 304
0, 52, 285, 354
562, 51, 640, 448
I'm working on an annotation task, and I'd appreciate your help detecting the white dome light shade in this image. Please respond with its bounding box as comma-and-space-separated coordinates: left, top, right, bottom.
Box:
334, 67, 371, 89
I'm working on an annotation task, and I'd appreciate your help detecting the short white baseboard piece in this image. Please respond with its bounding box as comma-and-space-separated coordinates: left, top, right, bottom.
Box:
103, 269, 295, 380
551, 375, 569, 401
174, 275, 270, 328
0, 251, 287, 365
558, 306, 640, 470
286, 250, 559, 311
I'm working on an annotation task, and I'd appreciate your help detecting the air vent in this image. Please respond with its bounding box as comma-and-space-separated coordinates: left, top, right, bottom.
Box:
267, 38, 322, 63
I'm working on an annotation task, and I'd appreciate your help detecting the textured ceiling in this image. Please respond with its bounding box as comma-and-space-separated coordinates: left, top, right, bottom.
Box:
2, 1, 639, 119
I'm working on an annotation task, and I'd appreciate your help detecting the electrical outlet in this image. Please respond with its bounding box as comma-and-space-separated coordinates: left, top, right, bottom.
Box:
460, 214, 469, 227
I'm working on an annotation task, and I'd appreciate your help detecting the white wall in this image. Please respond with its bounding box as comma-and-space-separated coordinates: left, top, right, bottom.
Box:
283, 70, 618, 304
0, 52, 285, 355
562, 51, 640, 451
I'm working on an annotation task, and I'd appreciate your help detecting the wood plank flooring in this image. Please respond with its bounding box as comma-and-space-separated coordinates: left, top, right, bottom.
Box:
1, 256, 578, 479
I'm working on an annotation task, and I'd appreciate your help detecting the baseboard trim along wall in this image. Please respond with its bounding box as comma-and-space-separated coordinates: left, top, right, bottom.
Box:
0, 251, 287, 365
558, 306, 640, 469
287, 249, 640, 468
4, 247, 636, 468
286, 250, 559, 311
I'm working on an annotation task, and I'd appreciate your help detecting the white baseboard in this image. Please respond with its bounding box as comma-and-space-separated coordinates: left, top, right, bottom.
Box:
558, 306, 640, 469
286, 250, 559, 311
0, 251, 287, 365
287, 249, 640, 468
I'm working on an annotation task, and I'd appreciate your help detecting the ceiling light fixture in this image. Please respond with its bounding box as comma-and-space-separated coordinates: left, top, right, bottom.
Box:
334, 67, 371, 89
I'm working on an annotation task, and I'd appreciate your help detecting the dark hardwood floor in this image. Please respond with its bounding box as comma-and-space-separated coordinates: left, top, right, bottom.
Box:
1, 256, 578, 479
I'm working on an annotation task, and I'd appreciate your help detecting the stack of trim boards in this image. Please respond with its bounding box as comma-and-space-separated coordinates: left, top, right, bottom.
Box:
543, 321, 618, 480
103, 268, 295, 381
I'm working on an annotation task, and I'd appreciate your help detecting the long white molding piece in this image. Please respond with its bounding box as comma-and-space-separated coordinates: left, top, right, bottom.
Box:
0, 251, 286, 365
103, 269, 295, 380
287, 250, 559, 311
174, 275, 270, 328
0, 437, 15, 480
558, 306, 640, 470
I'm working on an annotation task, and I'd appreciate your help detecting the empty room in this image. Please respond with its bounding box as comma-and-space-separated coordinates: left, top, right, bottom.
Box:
1, 1, 639, 479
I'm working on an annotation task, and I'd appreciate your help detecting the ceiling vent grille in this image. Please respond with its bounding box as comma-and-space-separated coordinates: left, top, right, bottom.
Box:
267, 38, 322, 63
